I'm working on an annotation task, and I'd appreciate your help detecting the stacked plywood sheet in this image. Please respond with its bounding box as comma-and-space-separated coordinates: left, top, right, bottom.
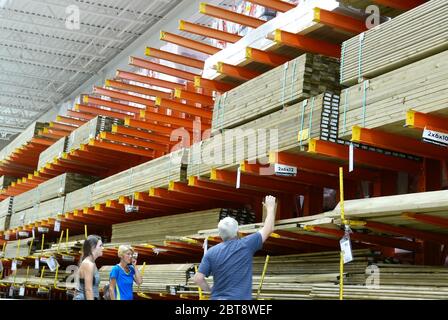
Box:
338, 0, 413, 18
211, 53, 340, 134
37, 137, 67, 171
12, 173, 97, 214
99, 264, 194, 294
340, 0, 448, 86
0, 176, 15, 189
67, 116, 123, 151
111, 209, 221, 245
189, 92, 340, 177
0, 197, 13, 232
338, 49, 448, 138
63, 148, 188, 213
9, 197, 65, 229
0, 122, 47, 163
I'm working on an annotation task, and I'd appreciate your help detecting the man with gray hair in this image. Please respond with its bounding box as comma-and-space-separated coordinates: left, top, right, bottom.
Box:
194, 195, 277, 300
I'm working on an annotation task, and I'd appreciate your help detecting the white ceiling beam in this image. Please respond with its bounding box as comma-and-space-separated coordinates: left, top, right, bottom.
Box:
0, 80, 64, 97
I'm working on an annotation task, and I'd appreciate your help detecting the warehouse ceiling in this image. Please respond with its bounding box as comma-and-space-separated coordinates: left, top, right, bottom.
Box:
0, 0, 185, 137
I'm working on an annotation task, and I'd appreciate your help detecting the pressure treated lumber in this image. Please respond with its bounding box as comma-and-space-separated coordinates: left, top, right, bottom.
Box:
12, 173, 97, 213
339, 49, 448, 138
340, 0, 448, 86
3, 237, 34, 259
211, 53, 340, 134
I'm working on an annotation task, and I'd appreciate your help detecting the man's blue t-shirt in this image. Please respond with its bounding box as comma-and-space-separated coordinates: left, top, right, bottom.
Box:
110, 264, 135, 300
198, 232, 263, 300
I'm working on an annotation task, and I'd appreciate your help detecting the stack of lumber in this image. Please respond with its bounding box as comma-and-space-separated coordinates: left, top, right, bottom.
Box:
339, 49, 448, 138
1, 268, 75, 290
111, 209, 221, 245
37, 137, 67, 171
338, 0, 414, 18
9, 197, 65, 229
0, 122, 47, 164
211, 53, 340, 134
0, 197, 13, 232
188, 92, 339, 177
38, 240, 83, 257
181, 250, 378, 299
67, 116, 123, 151
99, 264, 194, 293
12, 173, 97, 214
3, 237, 34, 259
64, 148, 188, 213
0, 176, 15, 189
340, 0, 448, 86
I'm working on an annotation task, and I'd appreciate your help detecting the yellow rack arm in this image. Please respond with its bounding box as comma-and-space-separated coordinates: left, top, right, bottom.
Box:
40, 234, 45, 256
25, 266, 30, 285
57, 230, 64, 255
54, 265, 59, 288
39, 266, 46, 289
2, 242, 6, 254
137, 262, 147, 293
256, 255, 270, 300
15, 238, 21, 260
84, 225, 88, 239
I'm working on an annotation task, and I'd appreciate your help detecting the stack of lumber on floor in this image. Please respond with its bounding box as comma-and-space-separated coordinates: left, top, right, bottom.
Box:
211, 53, 340, 134
340, 0, 448, 86
3, 237, 34, 259
339, 49, 448, 138
111, 209, 221, 245
0, 197, 13, 232
67, 116, 123, 151
99, 264, 194, 293
188, 92, 339, 177
0, 122, 47, 163
12, 173, 97, 214
9, 197, 65, 229
37, 137, 67, 171
0, 176, 15, 189
64, 148, 188, 213
0, 268, 75, 290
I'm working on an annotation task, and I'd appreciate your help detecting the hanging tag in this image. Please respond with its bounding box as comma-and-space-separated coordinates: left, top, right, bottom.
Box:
9, 286, 14, 297
124, 205, 139, 213
38, 227, 49, 233
0, 260, 3, 272
35, 258, 39, 270
11, 259, 17, 271
203, 238, 208, 255
54, 220, 61, 232
236, 166, 241, 189
18, 231, 29, 238
32, 228, 35, 239
340, 236, 353, 264
46, 256, 59, 272
62, 255, 75, 262
19, 286, 25, 297
349, 143, 354, 172
4, 233, 9, 240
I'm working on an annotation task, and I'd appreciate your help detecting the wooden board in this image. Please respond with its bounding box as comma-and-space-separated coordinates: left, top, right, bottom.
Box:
37, 137, 67, 171
67, 116, 123, 151
211, 53, 340, 134
340, 0, 448, 86
63, 148, 188, 213
111, 209, 222, 245
339, 48, 448, 138
189, 92, 339, 177
12, 173, 97, 213
10, 197, 65, 229
0, 122, 47, 163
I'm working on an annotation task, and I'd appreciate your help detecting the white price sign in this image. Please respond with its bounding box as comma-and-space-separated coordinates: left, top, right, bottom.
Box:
38, 227, 49, 233
274, 163, 297, 177
46, 256, 59, 272
11, 259, 17, 271
19, 286, 25, 296
423, 128, 448, 147
54, 220, 61, 232
340, 236, 353, 264
35, 258, 39, 270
